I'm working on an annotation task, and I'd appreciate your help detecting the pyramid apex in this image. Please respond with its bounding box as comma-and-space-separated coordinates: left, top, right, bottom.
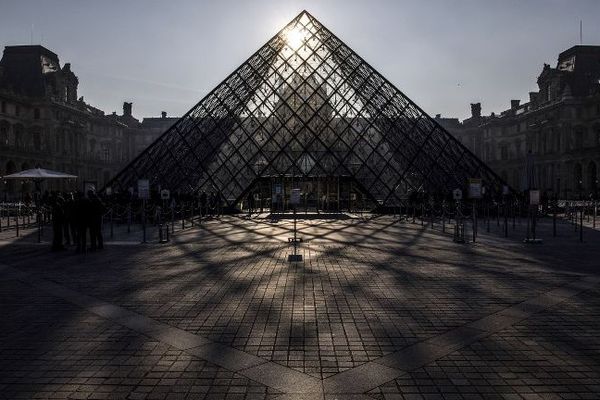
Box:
295, 9, 312, 19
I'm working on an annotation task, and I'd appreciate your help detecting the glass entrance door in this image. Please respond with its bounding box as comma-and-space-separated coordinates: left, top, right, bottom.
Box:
244, 176, 372, 214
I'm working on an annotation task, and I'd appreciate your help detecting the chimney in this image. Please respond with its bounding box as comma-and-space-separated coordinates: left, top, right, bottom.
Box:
435, 114, 441, 119
161, 111, 167, 119
511, 99, 520, 109
529, 92, 538, 104
123, 102, 132, 117
470, 103, 481, 118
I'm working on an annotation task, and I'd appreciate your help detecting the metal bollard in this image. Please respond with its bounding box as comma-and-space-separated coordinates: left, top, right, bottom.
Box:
158, 224, 170, 243
580, 208, 584, 243
110, 209, 114, 239
127, 206, 132, 234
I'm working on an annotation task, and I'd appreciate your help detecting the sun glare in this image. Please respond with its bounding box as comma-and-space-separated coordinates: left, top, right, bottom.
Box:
285, 27, 305, 50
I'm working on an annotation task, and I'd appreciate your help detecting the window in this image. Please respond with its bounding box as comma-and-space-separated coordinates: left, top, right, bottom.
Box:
34, 108, 40, 119
0, 122, 8, 146
14, 124, 24, 148
102, 144, 110, 162
32, 130, 41, 151
575, 128, 585, 149
15, 105, 20, 116
1, 101, 6, 113
500, 145, 509, 160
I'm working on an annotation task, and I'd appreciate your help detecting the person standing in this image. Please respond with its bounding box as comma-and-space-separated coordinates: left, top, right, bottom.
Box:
65, 192, 78, 246
74, 192, 89, 253
51, 193, 65, 251
89, 191, 105, 251
200, 191, 207, 217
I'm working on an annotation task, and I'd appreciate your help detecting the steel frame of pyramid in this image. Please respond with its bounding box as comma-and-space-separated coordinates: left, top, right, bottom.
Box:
107, 10, 507, 208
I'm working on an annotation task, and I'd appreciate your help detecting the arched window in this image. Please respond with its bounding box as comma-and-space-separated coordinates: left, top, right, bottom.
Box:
574, 126, 585, 149
0, 120, 9, 147
5, 160, 16, 193
55, 128, 62, 153
14, 124, 25, 149
574, 163, 583, 192
588, 161, 598, 196
31, 127, 42, 151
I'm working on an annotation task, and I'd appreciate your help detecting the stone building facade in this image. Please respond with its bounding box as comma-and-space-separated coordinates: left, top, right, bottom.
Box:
437, 45, 600, 199
0, 45, 170, 200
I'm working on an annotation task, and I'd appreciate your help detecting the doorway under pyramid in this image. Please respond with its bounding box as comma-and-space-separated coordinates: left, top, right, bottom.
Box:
107, 10, 506, 210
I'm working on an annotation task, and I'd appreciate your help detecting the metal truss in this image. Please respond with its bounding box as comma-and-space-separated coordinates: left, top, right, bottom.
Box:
106, 10, 507, 207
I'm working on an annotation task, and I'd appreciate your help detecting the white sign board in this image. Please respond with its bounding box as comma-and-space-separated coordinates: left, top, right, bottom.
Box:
452, 189, 462, 200
468, 178, 482, 199
160, 189, 170, 200
290, 188, 301, 205
138, 179, 150, 200
529, 190, 540, 205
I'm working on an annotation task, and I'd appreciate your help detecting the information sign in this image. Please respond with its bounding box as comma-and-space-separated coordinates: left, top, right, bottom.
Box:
468, 178, 482, 199
138, 179, 150, 200
290, 188, 301, 205
529, 190, 540, 205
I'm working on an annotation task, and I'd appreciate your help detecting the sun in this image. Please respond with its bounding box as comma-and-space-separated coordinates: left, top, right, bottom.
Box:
285, 26, 305, 51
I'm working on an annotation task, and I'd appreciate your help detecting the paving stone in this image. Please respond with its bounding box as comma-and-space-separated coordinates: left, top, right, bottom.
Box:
241, 362, 322, 393
422, 327, 488, 352
323, 362, 403, 393
186, 343, 267, 371
1, 216, 599, 398
374, 342, 447, 371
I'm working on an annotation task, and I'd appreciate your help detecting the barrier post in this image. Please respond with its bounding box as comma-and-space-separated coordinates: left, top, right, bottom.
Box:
580, 208, 584, 243
181, 205, 185, 229
142, 200, 147, 244
110, 209, 114, 239
472, 201, 477, 243
127, 205, 131, 234
16, 205, 20, 237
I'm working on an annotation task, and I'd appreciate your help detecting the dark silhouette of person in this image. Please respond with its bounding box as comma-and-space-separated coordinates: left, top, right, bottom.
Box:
74, 192, 90, 253
62, 193, 72, 246
89, 191, 105, 250
247, 192, 254, 214
51, 193, 66, 251
200, 191, 207, 217
65, 192, 78, 245
209, 192, 216, 217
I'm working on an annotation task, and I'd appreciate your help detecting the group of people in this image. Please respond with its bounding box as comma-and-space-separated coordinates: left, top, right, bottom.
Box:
49, 190, 106, 253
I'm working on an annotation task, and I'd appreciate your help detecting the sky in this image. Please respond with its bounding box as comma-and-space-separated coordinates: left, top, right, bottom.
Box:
0, 0, 599, 120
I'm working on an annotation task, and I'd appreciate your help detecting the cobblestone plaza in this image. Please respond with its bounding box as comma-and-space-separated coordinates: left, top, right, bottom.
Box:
1, 215, 599, 399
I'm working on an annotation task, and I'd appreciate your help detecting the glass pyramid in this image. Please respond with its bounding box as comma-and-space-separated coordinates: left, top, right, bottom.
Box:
108, 11, 506, 207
